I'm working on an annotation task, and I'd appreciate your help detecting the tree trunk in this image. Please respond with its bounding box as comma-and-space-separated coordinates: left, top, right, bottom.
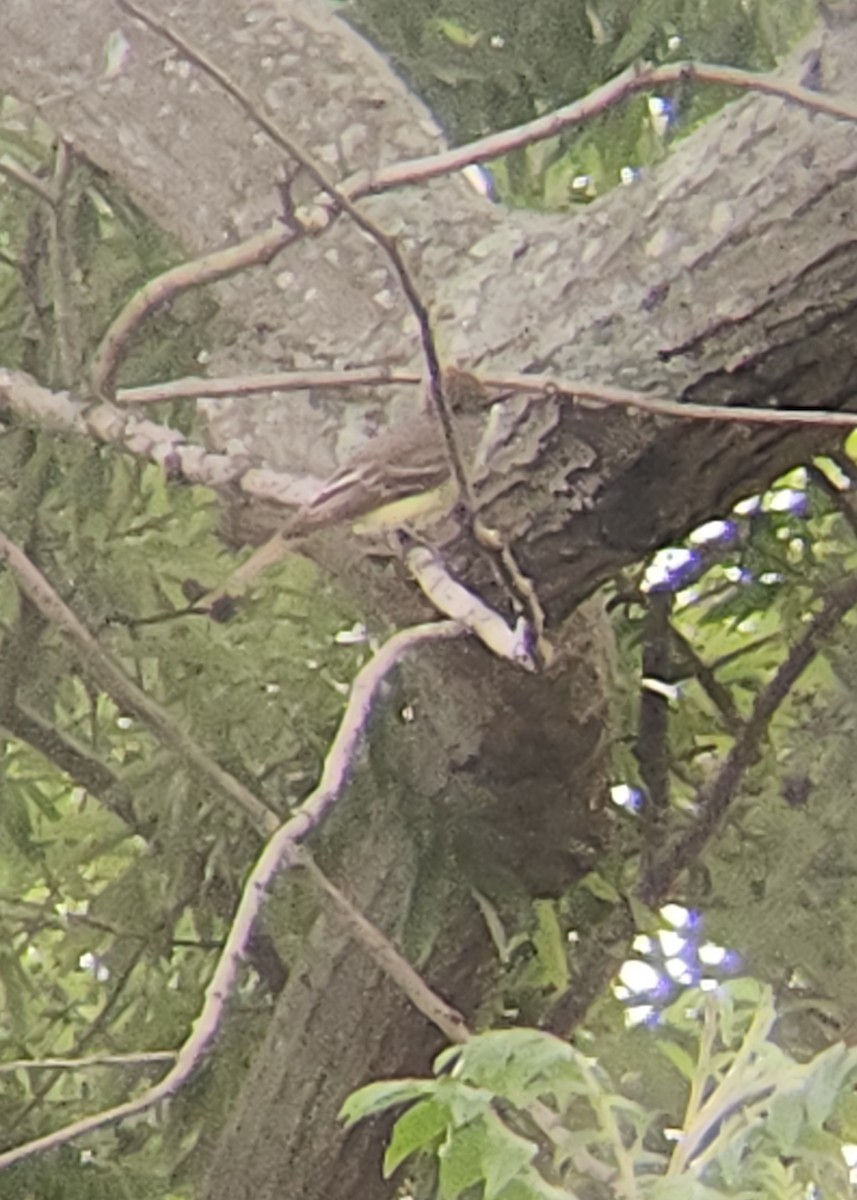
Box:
4, 2, 857, 1196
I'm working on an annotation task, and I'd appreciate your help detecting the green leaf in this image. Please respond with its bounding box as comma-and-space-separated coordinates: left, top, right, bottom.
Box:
579, 872, 621, 904
444, 1029, 578, 1107
438, 1118, 488, 1200
747, 1156, 804, 1200
0, 944, 33, 1036
482, 1112, 536, 1198
496, 1170, 582, 1200
658, 1040, 697, 1083
648, 1178, 727, 1199
431, 17, 482, 48
712, 1111, 756, 1187
384, 1097, 449, 1176
447, 1082, 498, 1128
0, 775, 37, 859
627, 894, 661, 934
531, 900, 570, 992
766, 1090, 804, 1155
803, 1041, 857, 1128
339, 1078, 435, 1127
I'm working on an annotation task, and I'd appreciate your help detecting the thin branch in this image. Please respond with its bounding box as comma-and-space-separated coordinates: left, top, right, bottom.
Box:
122, 364, 857, 430
116, 0, 478, 551
407, 546, 536, 669
637, 591, 673, 881
47, 138, 82, 386
668, 992, 779, 1177
1, 701, 142, 833
492, 372, 857, 429
4, 362, 857, 658
6, 942, 148, 1135
668, 623, 743, 735
0, 1052, 175, 1074
345, 59, 857, 201
298, 849, 470, 1045
7, 879, 204, 1133
0, 154, 55, 206
666, 997, 721, 1177
547, 573, 857, 1037
705, 635, 779, 676
0, 547, 145, 831
116, 366, 420, 405
639, 569, 857, 905
0, 620, 463, 1171
116, 0, 384, 241
89, 222, 293, 396
1, 896, 141, 941
0, 530, 279, 837
0, 368, 301, 512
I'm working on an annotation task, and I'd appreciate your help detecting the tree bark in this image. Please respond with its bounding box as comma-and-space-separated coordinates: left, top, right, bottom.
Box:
4, 2, 857, 1197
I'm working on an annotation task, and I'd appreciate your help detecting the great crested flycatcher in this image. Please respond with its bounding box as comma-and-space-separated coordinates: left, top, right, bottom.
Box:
204, 369, 489, 613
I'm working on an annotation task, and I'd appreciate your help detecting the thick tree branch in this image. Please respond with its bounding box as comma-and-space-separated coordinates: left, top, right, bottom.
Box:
3, 4, 856, 1196
116, 0, 479, 530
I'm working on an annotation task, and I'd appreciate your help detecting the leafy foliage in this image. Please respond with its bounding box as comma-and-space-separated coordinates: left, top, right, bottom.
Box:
0, 2, 854, 1197
345, 0, 816, 205
343, 980, 857, 1198
0, 94, 375, 1194
0, 97, 215, 393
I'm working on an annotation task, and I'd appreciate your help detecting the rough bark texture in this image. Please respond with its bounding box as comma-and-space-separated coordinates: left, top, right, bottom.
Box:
4, 2, 857, 1198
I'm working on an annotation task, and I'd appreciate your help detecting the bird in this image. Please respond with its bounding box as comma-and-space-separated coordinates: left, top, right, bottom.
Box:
202, 369, 490, 617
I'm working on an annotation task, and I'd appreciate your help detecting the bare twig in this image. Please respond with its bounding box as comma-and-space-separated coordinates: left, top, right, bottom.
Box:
0, 531, 279, 836
0, 1052, 175, 1074
89, 222, 293, 396
0, 154, 55, 206
346, 59, 857, 200
47, 138, 82, 386
491, 372, 857, 430
115, 0, 478, 546
4, 366, 857, 628
1, 700, 142, 832
639, 569, 857, 905
0, 619, 463, 1170
408, 546, 535, 669
668, 623, 743, 735
637, 591, 673, 881
298, 849, 470, 1045
116, 366, 419, 405
0, 368, 297, 507
121, 365, 857, 430
6, 943, 148, 1135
